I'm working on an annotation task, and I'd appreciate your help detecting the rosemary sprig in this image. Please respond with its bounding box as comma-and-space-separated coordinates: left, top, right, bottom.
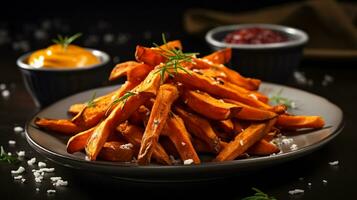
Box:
270, 89, 296, 109
0, 146, 19, 164
153, 33, 198, 82
242, 188, 277, 200
52, 33, 82, 49
105, 91, 137, 116
86, 92, 97, 108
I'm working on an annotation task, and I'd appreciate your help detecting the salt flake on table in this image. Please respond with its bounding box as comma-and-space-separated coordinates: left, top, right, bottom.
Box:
329, 160, 339, 166
14, 126, 24, 133
288, 189, 304, 195
11, 166, 25, 174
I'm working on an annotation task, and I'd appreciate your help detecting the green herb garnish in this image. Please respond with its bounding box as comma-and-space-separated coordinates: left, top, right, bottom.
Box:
86, 92, 97, 108
0, 146, 19, 164
153, 33, 198, 82
52, 33, 82, 49
105, 91, 137, 116
270, 89, 296, 109
242, 188, 277, 200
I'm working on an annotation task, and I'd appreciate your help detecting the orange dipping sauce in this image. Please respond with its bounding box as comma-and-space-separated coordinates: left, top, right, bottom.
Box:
28, 44, 100, 68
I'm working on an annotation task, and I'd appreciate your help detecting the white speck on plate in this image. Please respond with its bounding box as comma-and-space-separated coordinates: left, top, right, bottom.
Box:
329, 160, 339, 166
183, 159, 194, 165
11, 166, 25, 174
288, 189, 304, 195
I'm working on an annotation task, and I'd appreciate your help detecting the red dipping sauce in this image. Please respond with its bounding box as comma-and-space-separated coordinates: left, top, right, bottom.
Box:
224, 27, 288, 44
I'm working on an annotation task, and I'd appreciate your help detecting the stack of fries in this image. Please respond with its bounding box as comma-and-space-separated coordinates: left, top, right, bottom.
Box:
35, 39, 325, 165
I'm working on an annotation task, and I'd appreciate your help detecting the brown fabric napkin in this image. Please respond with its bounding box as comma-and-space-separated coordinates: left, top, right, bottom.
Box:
184, 0, 357, 59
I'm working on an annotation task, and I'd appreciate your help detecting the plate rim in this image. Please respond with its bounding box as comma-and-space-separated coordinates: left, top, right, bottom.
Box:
25, 82, 345, 172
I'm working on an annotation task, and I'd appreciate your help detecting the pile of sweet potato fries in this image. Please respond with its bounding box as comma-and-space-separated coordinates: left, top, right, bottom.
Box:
35, 39, 325, 165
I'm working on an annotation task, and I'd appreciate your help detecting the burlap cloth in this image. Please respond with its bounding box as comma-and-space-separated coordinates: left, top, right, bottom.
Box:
184, 0, 357, 59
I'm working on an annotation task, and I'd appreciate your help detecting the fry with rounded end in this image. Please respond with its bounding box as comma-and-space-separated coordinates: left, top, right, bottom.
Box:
182, 90, 242, 120
67, 126, 95, 153
224, 99, 277, 121
202, 48, 232, 64
215, 118, 276, 161
247, 139, 280, 156
138, 84, 179, 165
35, 118, 83, 135
98, 141, 134, 162
276, 115, 325, 129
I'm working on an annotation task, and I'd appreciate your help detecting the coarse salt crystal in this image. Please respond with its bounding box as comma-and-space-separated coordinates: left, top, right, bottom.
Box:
323, 179, 328, 184
308, 182, 312, 187
181, 142, 186, 146
27, 157, 36, 165
120, 143, 133, 150
53, 179, 68, 187
290, 144, 298, 151
288, 189, 304, 195
329, 160, 339, 166
7, 152, 12, 156
281, 138, 293, 145
38, 161, 46, 168
11, 166, 25, 174
239, 140, 244, 146
2, 90, 10, 98
13, 175, 23, 180
14, 126, 24, 133
40, 168, 55, 173
21, 178, 26, 183
50, 177, 62, 182
183, 159, 194, 165
248, 94, 258, 100
17, 151, 25, 157
35, 177, 43, 183
8, 140, 16, 145
47, 189, 56, 194
36, 188, 40, 192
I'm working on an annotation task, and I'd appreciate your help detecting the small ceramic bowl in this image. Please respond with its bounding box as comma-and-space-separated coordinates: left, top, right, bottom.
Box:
205, 24, 308, 82
17, 49, 110, 107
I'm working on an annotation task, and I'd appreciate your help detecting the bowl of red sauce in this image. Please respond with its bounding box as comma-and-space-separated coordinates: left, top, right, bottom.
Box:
205, 24, 308, 82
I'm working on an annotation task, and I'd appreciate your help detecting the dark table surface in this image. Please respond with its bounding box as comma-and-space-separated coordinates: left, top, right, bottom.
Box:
1, 3, 357, 199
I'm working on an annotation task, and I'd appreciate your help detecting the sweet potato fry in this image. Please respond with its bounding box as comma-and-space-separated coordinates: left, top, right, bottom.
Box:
72, 81, 138, 129
98, 141, 134, 162
35, 118, 83, 135
247, 139, 280, 156
138, 84, 179, 165
215, 119, 235, 134
85, 70, 163, 161
174, 70, 271, 110
135, 40, 182, 67
174, 106, 221, 153
182, 90, 242, 120
162, 113, 200, 164
109, 61, 153, 82
276, 115, 325, 129
68, 103, 86, 115
224, 99, 277, 121
202, 48, 232, 64
215, 118, 277, 161
117, 121, 172, 165
66, 126, 95, 153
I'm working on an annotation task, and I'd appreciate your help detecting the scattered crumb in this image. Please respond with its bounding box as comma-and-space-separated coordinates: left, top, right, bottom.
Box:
329, 160, 339, 166
323, 179, 328, 185
13, 175, 23, 180
120, 143, 133, 150
17, 151, 25, 157
21, 178, 26, 183
11, 166, 25, 174
47, 189, 56, 194
290, 144, 298, 151
288, 189, 304, 195
14, 126, 24, 133
36, 188, 40, 192
183, 159, 194, 165
38, 161, 46, 168
8, 140, 16, 145
27, 157, 36, 165
281, 138, 293, 145
308, 182, 312, 187
53, 179, 68, 187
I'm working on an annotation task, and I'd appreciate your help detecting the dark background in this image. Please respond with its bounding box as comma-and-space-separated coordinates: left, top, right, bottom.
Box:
1, 1, 357, 199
